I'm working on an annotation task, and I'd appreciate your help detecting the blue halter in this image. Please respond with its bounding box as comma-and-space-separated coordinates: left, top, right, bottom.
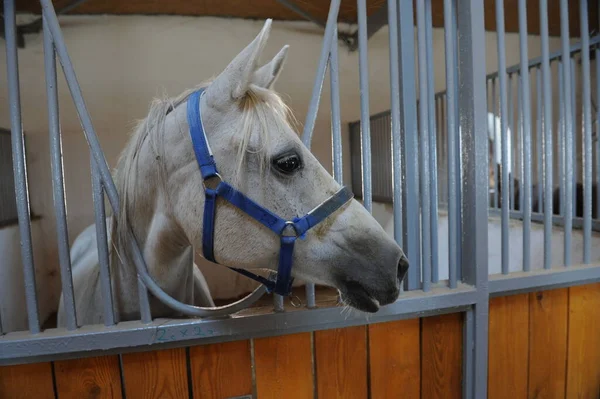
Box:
186, 88, 354, 297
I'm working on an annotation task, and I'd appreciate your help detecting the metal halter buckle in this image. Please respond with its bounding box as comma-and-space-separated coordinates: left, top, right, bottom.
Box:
281, 221, 299, 238
202, 173, 222, 191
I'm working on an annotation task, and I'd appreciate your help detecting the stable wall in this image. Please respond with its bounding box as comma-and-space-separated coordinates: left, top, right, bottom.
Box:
0, 14, 566, 331
1, 284, 599, 398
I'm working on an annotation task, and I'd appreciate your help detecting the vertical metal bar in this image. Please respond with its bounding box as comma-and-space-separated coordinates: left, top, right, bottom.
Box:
492, 79, 499, 209
518, 0, 532, 272
417, 0, 432, 292
300, 0, 341, 311
398, 0, 421, 291
536, 68, 544, 212
462, 308, 474, 399
580, 0, 592, 263
387, 0, 403, 250
4, 0, 41, 334
596, 47, 600, 219
508, 74, 515, 210
43, 16, 77, 331
457, 0, 489, 396
301, 0, 342, 147
517, 74, 524, 214
559, 61, 565, 217
441, 95, 448, 205
444, 0, 459, 288
571, 57, 578, 217
357, 0, 372, 213
137, 276, 152, 323
495, 0, 510, 275
330, 28, 343, 186
453, 0, 462, 282
559, 0, 573, 267
91, 159, 116, 326
541, 0, 554, 269
273, 295, 284, 313
426, 0, 439, 283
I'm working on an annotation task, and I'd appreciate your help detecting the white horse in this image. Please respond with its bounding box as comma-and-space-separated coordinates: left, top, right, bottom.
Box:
57, 19, 407, 327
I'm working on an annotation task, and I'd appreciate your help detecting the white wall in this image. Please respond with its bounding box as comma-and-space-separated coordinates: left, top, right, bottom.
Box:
0, 14, 570, 330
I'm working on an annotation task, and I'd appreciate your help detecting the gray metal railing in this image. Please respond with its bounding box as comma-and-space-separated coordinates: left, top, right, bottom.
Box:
2, 1, 600, 397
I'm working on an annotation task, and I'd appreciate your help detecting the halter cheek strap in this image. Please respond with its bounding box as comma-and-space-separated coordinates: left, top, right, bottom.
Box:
187, 88, 354, 296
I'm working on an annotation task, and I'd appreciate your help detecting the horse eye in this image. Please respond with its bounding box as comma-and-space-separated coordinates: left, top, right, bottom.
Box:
274, 154, 302, 175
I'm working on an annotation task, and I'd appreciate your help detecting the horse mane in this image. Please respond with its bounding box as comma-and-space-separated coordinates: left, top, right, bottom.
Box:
109, 80, 299, 271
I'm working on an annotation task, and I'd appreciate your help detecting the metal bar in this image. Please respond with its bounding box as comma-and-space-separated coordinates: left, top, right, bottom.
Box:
330, 28, 343, 185
91, 159, 115, 326
397, 0, 420, 291
357, 0, 373, 212
596, 47, 600, 219
417, 0, 432, 292
580, 0, 593, 263
489, 35, 600, 79
39, 0, 119, 213
4, 0, 41, 334
456, 0, 489, 395
571, 57, 578, 218
540, 0, 554, 270
0, 285, 478, 365
301, 0, 341, 147
387, 0, 403, 250
492, 78, 499, 209
519, 0, 533, 272
495, 0, 510, 275
536, 68, 544, 211
559, 0, 573, 267
426, 0, 439, 284
435, 36, 600, 99
273, 295, 284, 313
137, 277, 152, 323
43, 16, 77, 331
275, 0, 326, 29
444, 0, 459, 289
517, 74, 524, 214
559, 61, 565, 217
462, 308, 474, 399
508, 74, 515, 211
489, 263, 600, 295
489, 208, 600, 231
453, 0, 462, 283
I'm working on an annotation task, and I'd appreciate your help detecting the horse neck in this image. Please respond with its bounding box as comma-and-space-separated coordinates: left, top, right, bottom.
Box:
109, 144, 196, 316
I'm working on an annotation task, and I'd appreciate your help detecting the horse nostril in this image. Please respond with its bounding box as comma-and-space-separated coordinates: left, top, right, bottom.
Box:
397, 254, 409, 283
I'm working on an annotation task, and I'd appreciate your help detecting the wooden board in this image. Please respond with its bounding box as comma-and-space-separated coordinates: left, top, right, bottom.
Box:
421, 313, 463, 399
369, 318, 421, 398
314, 326, 367, 399
54, 355, 122, 399
189, 340, 253, 399
254, 332, 313, 399
121, 348, 188, 399
54, 356, 122, 399
0, 362, 55, 399
488, 294, 529, 399
528, 289, 568, 399
566, 283, 600, 398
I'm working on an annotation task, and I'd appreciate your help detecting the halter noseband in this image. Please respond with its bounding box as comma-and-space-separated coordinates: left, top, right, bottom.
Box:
187, 88, 354, 297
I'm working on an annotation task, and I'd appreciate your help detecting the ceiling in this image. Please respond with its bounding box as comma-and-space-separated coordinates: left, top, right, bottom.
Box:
12, 0, 599, 38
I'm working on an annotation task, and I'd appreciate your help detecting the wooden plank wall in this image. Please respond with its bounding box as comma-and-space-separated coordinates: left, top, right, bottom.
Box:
1, 283, 599, 399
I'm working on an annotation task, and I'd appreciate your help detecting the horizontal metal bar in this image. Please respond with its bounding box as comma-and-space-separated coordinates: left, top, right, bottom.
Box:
487, 208, 600, 231
0, 285, 477, 365
434, 35, 600, 98
489, 263, 600, 296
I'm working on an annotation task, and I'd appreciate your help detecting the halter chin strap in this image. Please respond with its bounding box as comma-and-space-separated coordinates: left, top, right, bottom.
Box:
187, 88, 354, 297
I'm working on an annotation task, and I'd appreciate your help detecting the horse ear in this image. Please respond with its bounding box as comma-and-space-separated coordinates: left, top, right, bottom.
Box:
252, 45, 289, 89
205, 19, 272, 107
